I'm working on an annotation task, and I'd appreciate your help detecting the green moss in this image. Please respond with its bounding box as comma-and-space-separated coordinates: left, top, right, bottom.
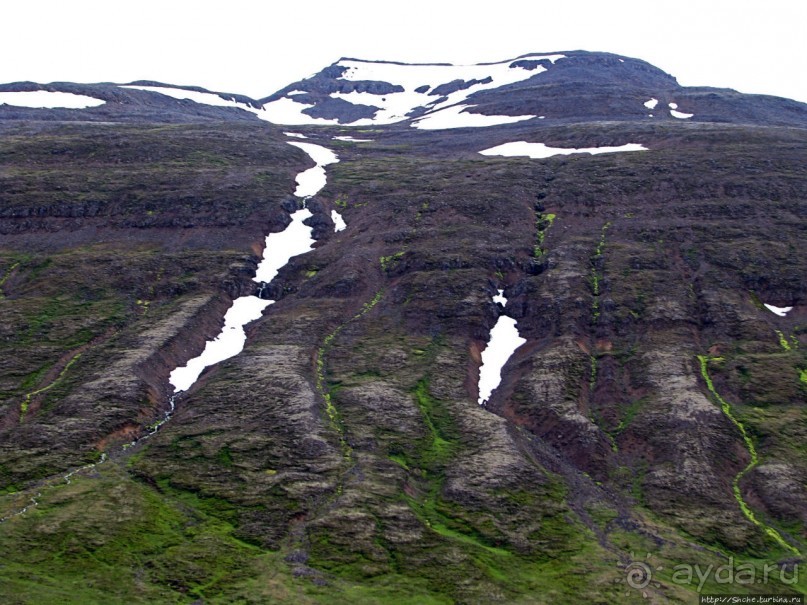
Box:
586, 502, 618, 530
216, 447, 233, 467
380, 251, 405, 272
392, 370, 516, 559
20, 363, 51, 391
533, 212, 557, 257
698, 355, 799, 555
316, 290, 385, 457
19, 353, 83, 421
775, 330, 792, 351
0, 261, 19, 297
0, 468, 272, 604
388, 454, 409, 470
749, 291, 766, 310
614, 397, 649, 433
411, 378, 458, 466
426, 514, 511, 557
588, 355, 597, 392
589, 222, 611, 322
594, 222, 611, 258
589, 273, 600, 297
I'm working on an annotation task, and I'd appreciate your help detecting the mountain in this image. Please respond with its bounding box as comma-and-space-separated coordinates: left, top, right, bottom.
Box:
262, 51, 807, 128
0, 51, 805, 604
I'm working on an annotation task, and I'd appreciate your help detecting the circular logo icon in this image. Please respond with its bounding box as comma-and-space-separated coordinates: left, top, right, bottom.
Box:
615, 552, 664, 598
625, 561, 652, 589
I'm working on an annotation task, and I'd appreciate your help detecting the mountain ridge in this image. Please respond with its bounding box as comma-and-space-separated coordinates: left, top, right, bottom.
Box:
2, 51, 806, 129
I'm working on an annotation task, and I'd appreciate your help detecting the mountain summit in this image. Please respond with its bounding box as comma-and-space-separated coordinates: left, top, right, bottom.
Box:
0, 52, 806, 603
1, 51, 806, 128
259, 50, 805, 128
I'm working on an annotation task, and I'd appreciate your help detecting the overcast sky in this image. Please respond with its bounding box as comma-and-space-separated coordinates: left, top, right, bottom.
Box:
3, 0, 806, 103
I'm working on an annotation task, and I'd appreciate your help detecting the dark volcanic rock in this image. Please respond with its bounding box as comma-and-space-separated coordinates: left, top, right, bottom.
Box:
302, 96, 380, 123
429, 77, 493, 96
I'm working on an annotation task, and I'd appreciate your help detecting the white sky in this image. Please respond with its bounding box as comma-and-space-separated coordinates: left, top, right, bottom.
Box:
2, 0, 806, 104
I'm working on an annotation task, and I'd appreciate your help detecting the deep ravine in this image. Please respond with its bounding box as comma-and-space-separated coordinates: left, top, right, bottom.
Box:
0, 138, 342, 521
153, 139, 340, 436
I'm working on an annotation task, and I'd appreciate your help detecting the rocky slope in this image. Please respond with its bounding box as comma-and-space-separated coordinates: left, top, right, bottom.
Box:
0, 52, 805, 604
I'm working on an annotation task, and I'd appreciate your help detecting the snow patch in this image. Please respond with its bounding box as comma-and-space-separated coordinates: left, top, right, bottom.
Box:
0, 91, 105, 109
171, 207, 319, 393
667, 101, 693, 118
479, 141, 647, 159
333, 136, 373, 142
331, 210, 347, 232
478, 314, 525, 405
259, 97, 340, 125
413, 105, 535, 130
275, 54, 565, 127
253, 208, 316, 283
764, 304, 793, 317
493, 289, 507, 306
169, 297, 272, 392
128, 55, 568, 128
122, 85, 248, 108
124, 85, 345, 126
643, 98, 658, 109
169, 142, 339, 393
670, 109, 693, 119
287, 142, 339, 198
284, 132, 308, 139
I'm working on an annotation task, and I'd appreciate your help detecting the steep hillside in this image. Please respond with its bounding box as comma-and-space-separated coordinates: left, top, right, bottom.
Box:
0, 52, 805, 604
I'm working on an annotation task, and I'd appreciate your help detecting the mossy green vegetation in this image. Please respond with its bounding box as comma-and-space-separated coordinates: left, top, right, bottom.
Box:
316, 290, 384, 455
698, 355, 800, 555
533, 212, 556, 257
775, 330, 792, 351
379, 251, 405, 272
302, 334, 620, 602
589, 222, 611, 322
6, 460, 799, 604
588, 354, 598, 392
0, 261, 19, 298
19, 353, 82, 421
410, 377, 458, 467
748, 291, 766, 310
0, 467, 264, 604
613, 396, 649, 434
